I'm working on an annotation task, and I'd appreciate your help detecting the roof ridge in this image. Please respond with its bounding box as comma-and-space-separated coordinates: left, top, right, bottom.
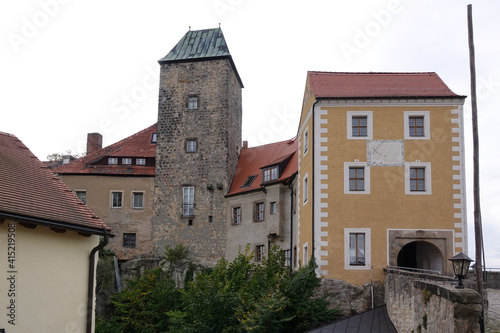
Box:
243, 137, 297, 150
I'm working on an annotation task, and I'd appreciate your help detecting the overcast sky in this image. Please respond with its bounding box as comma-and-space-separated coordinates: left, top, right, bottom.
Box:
2, 0, 499, 267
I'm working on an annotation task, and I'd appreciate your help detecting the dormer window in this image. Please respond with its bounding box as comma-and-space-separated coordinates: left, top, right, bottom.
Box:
151, 133, 157, 143
136, 158, 146, 165
262, 166, 279, 182
122, 158, 132, 165
108, 158, 118, 165
241, 175, 257, 188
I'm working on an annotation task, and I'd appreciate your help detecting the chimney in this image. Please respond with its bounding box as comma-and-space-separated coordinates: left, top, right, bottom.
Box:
87, 133, 103, 155
242, 141, 248, 149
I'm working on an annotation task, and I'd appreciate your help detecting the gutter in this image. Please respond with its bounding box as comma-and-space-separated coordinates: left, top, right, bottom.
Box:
86, 227, 109, 333
288, 172, 297, 274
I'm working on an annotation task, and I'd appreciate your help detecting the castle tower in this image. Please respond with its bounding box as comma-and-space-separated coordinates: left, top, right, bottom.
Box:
152, 28, 243, 265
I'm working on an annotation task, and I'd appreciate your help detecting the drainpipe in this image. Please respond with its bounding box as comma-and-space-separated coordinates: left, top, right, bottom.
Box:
87, 228, 109, 333
311, 100, 319, 265
288, 175, 296, 275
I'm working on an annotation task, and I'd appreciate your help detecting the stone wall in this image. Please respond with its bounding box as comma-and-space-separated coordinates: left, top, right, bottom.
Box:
318, 278, 385, 317
153, 58, 242, 266
385, 268, 482, 333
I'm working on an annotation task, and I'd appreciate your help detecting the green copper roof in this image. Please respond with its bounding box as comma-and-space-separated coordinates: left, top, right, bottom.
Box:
159, 27, 243, 87
159, 28, 231, 63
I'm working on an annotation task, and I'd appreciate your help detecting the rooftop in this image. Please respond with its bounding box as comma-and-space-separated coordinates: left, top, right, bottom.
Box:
0, 131, 109, 235
307, 71, 464, 99
54, 124, 157, 176
227, 138, 298, 196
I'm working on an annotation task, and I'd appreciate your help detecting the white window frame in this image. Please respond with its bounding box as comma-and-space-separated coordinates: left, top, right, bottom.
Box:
122, 158, 132, 165
188, 95, 198, 110
132, 191, 144, 209
303, 242, 309, 267
303, 174, 309, 204
182, 186, 195, 216
405, 161, 432, 195
108, 157, 118, 165
344, 228, 371, 270
111, 191, 123, 208
303, 127, 309, 155
344, 162, 370, 194
186, 139, 197, 152
347, 111, 373, 140
136, 158, 146, 165
404, 111, 430, 140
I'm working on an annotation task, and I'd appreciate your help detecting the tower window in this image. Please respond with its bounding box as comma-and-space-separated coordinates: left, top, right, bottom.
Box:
188, 96, 198, 110
182, 186, 195, 216
186, 139, 197, 152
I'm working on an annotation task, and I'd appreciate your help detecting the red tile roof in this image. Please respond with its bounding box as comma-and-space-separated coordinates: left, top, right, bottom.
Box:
0, 131, 110, 235
307, 72, 464, 99
54, 124, 157, 176
227, 138, 298, 196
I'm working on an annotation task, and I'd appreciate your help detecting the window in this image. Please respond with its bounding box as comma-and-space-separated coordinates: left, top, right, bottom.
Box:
351, 116, 368, 137
262, 166, 279, 182
270, 202, 277, 215
405, 162, 432, 195
344, 162, 370, 194
255, 202, 265, 221
409, 116, 424, 137
136, 158, 146, 165
123, 233, 136, 248
256, 245, 265, 262
404, 111, 430, 139
349, 233, 365, 266
349, 167, 364, 191
303, 128, 309, 155
75, 191, 87, 204
188, 96, 198, 110
347, 111, 373, 140
151, 133, 157, 143
132, 192, 144, 209
410, 167, 425, 191
303, 175, 308, 203
108, 158, 118, 165
122, 158, 132, 165
293, 191, 297, 214
241, 175, 257, 188
284, 250, 291, 267
111, 191, 123, 208
186, 139, 197, 152
344, 228, 371, 270
303, 244, 308, 266
232, 207, 241, 225
182, 187, 195, 216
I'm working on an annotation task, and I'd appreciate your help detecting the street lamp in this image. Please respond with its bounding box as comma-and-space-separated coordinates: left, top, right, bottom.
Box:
448, 252, 474, 289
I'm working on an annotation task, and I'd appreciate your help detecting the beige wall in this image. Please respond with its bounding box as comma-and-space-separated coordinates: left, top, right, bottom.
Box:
297, 93, 466, 286
58, 174, 154, 260
0, 220, 99, 332
226, 182, 297, 266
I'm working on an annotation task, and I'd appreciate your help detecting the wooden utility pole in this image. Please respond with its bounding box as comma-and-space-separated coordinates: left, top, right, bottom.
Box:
467, 4, 485, 333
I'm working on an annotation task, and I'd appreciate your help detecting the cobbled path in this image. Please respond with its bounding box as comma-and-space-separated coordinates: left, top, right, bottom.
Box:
487, 289, 500, 333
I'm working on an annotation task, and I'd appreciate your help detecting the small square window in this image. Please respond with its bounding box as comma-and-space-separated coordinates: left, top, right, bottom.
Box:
123, 233, 136, 248
132, 192, 144, 209
256, 245, 265, 262
409, 116, 424, 137
270, 202, 277, 215
122, 158, 132, 165
188, 96, 198, 110
241, 175, 257, 188
108, 158, 118, 165
255, 202, 265, 222
136, 158, 146, 165
410, 167, 426, 191
405, 162, 431, 195
232, 207, 242, 225
75, 191, 87, 204
347, 111, 373, 140
186, 139, 197, 152
111, 191, 123, 208
344, 162, 370, 194
404, 111, 430, 140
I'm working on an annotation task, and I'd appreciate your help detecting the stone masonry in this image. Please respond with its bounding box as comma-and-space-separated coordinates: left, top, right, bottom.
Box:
153, 58, 242, 266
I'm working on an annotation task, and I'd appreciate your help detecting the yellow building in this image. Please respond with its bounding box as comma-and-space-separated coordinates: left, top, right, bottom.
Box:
297, 72, 467, 286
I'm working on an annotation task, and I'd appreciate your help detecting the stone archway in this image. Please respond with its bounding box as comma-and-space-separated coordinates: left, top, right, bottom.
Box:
388, 229, 454, 276
397, 241, 443, 274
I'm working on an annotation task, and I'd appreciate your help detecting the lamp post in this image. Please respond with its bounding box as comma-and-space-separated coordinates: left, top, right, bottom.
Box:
448, 252, 474, 289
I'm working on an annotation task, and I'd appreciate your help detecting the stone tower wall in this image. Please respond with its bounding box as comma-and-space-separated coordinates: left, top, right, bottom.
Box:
153, 58, 242, 266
